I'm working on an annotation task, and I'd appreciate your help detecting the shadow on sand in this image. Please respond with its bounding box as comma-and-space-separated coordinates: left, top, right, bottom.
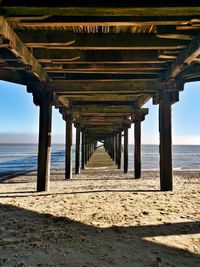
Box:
0, 203, 199, 266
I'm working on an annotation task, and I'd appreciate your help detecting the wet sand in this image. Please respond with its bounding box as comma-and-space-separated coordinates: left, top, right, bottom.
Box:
0, 152, 200, 267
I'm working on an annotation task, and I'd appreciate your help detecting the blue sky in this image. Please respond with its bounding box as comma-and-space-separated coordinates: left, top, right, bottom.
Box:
0, 80, 200, 144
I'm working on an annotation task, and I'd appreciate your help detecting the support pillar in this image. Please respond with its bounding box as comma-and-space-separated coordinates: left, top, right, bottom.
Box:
117, 132, 122, 169
37, 91, 52, 192
65, 114, 72, 179
81, 130, 85, 170
159, 95, 172, 191
75, 124, 81, 174
124, 128, 128, 173
154, 91, 179, 191
115, 134, 118, 165
134, 119, 141, 179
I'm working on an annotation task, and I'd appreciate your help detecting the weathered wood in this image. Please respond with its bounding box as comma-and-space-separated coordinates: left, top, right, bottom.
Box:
158, 92, 173, 191
65, 114, 72, 179
75, 124, 81, 174
117, 131, 122, 169
50, 73, 159, 80
134, 119, 141, 179
124, 128, 128, 173
51, 80, 161, 93
37, 91, 52, 192
115, 134, 118, 165
35, 50, 165, 63
85, 135, 88, 165
163, 32, 200, 80
44, 62, 166, 72
0, 16, 48, 81
81, 130, 85, 170
29, 34, 189, 50
3, 2, 200, 18
16, 30, 75, 47
72, 105, 133, 114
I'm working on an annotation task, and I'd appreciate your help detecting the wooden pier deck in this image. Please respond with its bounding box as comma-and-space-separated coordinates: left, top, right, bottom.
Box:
86, 148, 117, 169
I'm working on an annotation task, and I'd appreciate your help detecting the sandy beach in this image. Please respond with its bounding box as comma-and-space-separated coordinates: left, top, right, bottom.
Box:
0, 165, 199, 267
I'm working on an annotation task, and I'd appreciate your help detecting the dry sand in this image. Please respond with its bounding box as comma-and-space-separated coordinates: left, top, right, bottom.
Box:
0, 166, 199, 266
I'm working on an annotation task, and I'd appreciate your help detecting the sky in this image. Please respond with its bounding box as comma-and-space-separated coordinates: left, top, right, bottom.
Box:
0, 80, 200, 144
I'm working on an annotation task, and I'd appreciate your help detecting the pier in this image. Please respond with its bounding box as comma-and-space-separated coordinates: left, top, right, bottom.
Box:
1, 1, 200, 192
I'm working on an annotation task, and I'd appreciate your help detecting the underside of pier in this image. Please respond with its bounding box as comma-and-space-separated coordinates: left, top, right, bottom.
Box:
0, 1, 200, 191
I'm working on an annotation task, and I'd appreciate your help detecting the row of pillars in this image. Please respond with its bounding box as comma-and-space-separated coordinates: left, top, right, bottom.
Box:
104, 120, 141, 179
36, 91, 97, 191
36, 90, 178, 192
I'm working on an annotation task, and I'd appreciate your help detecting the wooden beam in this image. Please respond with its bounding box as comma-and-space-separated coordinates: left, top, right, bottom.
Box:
156, 26, 197, 40
51, 80, 161, 93
163, 32, 200, 80
58, 95, 139, 102
0, 69, 25, 84
28, 34, 189, 50
45, 62, 166, 70
2, 1, 200, 11
0, 16, 49, 81
72, 105, 133, 114
17, 31, 189, 49
36, 50, 165, 63
50, 73, 160, 80
78, 117, 131, 124
16, 30, 75, 47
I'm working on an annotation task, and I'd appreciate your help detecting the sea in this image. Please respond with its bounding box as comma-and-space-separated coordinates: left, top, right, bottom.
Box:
0, 144, 200, 175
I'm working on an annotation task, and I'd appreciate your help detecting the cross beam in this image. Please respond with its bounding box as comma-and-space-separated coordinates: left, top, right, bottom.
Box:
163, 33, 200, 80
0, 16, 49, 82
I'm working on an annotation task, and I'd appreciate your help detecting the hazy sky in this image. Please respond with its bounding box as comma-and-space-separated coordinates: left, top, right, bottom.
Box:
0, 80, 200, 144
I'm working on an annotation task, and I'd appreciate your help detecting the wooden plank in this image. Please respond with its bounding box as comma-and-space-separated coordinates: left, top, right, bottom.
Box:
37, 91, 52, 192
0, 17, 48, 81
